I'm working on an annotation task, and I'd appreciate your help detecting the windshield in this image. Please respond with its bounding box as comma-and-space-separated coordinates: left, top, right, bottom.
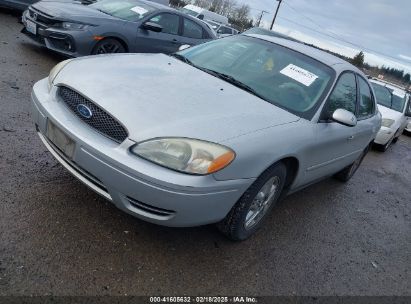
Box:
89, 0, 155, 21
371, 82, 406, 112
180, 8, 199, 17
178, 35, 335, 119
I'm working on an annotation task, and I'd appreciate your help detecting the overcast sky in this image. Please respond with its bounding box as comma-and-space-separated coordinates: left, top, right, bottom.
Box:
243, 0, 411, 74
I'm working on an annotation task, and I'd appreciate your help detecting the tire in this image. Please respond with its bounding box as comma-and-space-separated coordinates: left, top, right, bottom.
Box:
92, 38, 126, 55
334, 144, 370, 182
376, 135, 394, 152
217, 162, 287, 241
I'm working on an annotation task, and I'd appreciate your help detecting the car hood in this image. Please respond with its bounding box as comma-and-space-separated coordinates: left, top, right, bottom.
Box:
377, 104, 403, 121
31, 1, 114, 20
55, 54, 300, 143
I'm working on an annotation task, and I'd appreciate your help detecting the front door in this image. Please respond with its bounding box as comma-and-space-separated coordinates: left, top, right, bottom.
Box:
135, 13, 182, 54
307, 72, 364, 181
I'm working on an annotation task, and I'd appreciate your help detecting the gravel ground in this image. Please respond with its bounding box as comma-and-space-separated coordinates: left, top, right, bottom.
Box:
0, 8, 410, 296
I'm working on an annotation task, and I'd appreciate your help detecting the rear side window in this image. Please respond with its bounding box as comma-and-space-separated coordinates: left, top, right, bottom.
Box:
325, 72, 357, 117
183, 18, 203, 39
357, 77, 374, 118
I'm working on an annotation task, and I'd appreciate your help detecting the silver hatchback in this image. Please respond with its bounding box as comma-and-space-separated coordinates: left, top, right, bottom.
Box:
31, 34, 381, 240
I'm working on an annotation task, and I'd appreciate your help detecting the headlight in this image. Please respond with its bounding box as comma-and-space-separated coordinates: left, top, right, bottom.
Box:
61, 22, 90, 30
22, 10, 28, 24
381, 118, 395, 128
131, 138, 235, 175
48, 59, 72, 91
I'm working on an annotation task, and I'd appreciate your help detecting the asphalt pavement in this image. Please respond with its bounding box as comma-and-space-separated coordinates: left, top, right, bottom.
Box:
1, 9, 410, 296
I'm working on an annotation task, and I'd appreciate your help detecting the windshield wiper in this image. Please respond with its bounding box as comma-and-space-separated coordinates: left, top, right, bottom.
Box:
96, 9, 112, 16
199, 68, 269, 101
169, 53, 194, 66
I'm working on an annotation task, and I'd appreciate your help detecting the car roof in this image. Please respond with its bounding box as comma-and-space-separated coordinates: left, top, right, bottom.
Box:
244, 33, 363, 74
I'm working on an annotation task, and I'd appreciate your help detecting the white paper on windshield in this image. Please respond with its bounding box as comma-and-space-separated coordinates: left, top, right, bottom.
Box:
131, 6, 148, 15
280, 64, 318, 86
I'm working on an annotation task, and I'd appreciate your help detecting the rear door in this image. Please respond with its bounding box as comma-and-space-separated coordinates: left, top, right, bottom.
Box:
180, 17, 210, 46
135, 12, 182, 54
307, 72, 364, 181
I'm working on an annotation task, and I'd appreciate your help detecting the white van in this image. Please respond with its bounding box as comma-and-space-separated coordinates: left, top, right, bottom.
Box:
181, 4, 229, 25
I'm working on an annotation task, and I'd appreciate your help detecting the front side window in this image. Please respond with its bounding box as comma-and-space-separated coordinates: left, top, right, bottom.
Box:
324, 72, 357, 117
358, 77, 374, 118
149, 13, 180, 35
178, 35, 335, 119
183, 18, 203, 39
90, 0, 155, 21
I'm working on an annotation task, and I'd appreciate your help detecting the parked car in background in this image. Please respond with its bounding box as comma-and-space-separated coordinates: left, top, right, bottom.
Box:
21, 0, 215, 57
0, 0, 169, 10
203, 20, 238, 38
0, 0, 35, 10
404, 118, 411, 135
243, 27, 299, 42
31, 34, 381, 240
180, 4, 228, 24
370, 79, 410, 151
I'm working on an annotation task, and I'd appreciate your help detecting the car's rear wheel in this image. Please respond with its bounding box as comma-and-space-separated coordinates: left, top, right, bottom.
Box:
217, 162, 287, 241
335, 144, 370, 182
92, 38, 126, 55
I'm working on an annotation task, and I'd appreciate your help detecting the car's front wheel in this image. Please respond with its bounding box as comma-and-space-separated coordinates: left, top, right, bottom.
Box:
92, 38, 126, 55
217, 162, 287, 241
335, 144, 370, 182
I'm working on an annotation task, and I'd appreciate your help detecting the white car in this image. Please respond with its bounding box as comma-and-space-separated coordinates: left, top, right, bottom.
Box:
370, 79, 411, 151
203, 20, 239, 38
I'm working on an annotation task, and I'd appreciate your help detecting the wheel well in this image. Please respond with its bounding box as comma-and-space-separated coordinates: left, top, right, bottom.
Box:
280, 157, 299, 189
94, 36, 129, 52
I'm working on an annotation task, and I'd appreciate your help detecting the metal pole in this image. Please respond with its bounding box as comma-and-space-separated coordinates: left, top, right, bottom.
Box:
270, 0, 283, 30
256, 10, 268, 27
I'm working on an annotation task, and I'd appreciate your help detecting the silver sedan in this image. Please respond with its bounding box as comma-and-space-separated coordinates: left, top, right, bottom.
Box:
31, 34, 381, 240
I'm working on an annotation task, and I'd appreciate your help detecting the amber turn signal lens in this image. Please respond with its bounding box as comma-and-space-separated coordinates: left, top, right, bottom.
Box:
93, 35, 105, 41
207, 151, 235, 174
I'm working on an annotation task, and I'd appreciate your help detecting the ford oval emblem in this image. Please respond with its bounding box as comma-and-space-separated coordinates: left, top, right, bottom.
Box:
77, 104, 93, 119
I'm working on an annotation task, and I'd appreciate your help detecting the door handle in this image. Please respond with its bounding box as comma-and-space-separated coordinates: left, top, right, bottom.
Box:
347, 135, 355, 140
172, 39, 180, 44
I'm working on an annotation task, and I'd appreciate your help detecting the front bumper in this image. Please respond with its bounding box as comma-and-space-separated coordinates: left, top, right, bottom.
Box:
31, 78, 254, 227
21, 14, 92, 57
374, 126, 395, 145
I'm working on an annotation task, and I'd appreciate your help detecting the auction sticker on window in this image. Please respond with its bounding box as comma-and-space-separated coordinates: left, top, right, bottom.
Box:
131, 6, 148, 15
280, 64, 318, 86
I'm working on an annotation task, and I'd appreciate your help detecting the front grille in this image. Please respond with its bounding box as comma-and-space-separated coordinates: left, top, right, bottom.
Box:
59, 86, 128, 143
29, 8, 59, 26
127, 197, 175, 217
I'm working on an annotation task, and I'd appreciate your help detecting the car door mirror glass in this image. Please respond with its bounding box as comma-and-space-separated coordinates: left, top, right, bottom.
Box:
178, 44, 191, 51
142, 22, 163, 32
332, 108, 357, 127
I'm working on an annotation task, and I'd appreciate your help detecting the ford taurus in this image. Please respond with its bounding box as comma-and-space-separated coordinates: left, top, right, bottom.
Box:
31, 34, 381, 240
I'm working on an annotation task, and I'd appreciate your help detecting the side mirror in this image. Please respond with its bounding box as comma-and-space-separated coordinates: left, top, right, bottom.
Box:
141, 22, 163, 33
178, 44, 191, 51
197, 14, 204, 20
332, 109, 357, 127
